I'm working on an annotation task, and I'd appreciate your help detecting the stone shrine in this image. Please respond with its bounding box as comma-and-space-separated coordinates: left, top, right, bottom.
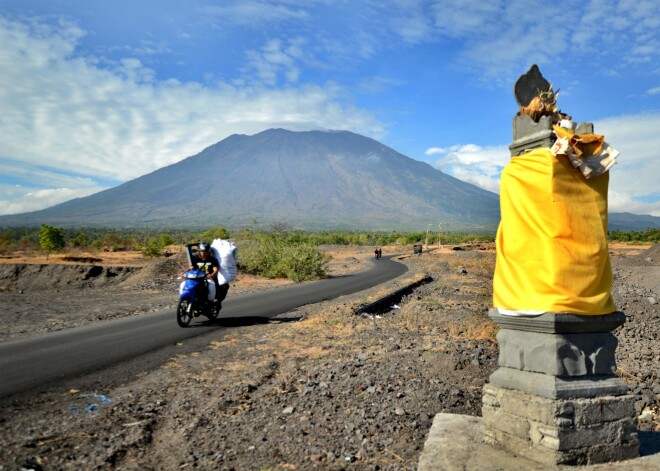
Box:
481, 65, 640, 466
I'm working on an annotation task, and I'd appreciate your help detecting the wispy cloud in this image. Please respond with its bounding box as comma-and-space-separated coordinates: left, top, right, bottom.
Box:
427, 112, 660, 217
200, 1, 310, 26
596, 112, 660, 216
0, 184, 105, 216
357, 76, 406, 95
244, 37, 307, 85
0, 16, 384, 215
387, 0, 660, 82
426, 143, 509, 193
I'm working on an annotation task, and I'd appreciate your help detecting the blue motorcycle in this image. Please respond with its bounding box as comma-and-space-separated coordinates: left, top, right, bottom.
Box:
177, 269, 220, 327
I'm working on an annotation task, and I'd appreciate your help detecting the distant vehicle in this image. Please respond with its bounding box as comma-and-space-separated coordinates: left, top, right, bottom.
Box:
413, 244, 423, 255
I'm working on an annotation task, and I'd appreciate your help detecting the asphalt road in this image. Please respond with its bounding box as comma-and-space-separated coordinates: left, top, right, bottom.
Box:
0, 255, 407, 399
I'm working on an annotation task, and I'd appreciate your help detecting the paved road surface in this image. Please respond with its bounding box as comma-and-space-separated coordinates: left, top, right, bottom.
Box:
0, 255, 407, 399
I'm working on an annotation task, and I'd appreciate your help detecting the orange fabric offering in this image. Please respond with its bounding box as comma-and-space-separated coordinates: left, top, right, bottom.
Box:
493, 148, 616, 315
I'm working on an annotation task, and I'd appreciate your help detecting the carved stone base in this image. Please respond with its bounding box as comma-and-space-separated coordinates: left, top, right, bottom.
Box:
482, 384, 640, 466
509, 114, 595, 157
489, 367, 628, 399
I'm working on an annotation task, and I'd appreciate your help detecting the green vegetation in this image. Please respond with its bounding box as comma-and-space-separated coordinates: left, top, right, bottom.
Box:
141, 237, 164, 257
239, 235, 329, 282
0, 232, 10, 253
609, 228, 659, 243
1, 224, 501, 281
38, 224, 65, 259
241, 229, 494, 247
199, 226, 229, 242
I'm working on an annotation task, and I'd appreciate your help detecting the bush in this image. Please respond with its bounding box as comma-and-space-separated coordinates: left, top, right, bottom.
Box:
70, 233, 88, 247
160, 233, 175, 247
141, 237, 163, 256
39, 224, 65, 258
199, 226, 229, 242
239, 238, 328, 282
280, 243, 329, 282
609, 228, 659, 243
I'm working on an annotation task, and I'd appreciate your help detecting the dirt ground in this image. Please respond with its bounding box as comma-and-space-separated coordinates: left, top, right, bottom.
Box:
0, 243, 657, 470
0, 246, 372, 343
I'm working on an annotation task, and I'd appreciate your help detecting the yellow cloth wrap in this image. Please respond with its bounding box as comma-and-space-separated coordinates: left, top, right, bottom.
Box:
493, 148, 616, 315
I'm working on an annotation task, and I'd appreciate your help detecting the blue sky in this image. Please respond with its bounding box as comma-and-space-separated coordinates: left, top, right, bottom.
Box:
1, 0, 659, 217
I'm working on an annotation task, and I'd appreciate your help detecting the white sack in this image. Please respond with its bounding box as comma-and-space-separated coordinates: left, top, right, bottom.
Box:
211, 239, 238, 284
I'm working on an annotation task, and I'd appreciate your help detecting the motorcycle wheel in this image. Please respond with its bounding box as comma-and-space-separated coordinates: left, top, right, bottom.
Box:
177, 299, 193, 327
206, 302, 220, 321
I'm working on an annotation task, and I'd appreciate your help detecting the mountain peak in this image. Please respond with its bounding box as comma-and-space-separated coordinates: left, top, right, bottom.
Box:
0, 129, 501, 230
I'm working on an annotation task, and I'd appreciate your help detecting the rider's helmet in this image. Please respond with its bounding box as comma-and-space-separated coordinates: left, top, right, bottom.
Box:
198, 242, 210, 253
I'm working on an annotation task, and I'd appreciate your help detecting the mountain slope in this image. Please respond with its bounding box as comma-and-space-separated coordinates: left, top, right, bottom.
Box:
608, 212, 660, 232
0, 129, 501, 230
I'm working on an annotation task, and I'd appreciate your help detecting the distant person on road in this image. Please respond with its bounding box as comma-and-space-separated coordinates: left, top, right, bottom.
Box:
375, 247, 382, 259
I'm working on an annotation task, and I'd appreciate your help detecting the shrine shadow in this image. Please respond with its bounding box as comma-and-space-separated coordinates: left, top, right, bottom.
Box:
639, 431, 660, 456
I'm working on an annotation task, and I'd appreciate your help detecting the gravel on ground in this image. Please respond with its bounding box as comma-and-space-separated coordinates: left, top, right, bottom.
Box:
0, 244, 657, 470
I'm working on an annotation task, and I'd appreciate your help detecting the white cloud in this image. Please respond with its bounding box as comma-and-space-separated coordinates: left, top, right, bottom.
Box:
0, 184, 105, 216
608, 191, 660, 217
427, 112, 660, 216
647, 86, 660, 95
424, 147, 445, 156
386, 0, 660, 82
429, 143, 509, 193
0, 16, 384, 216
244, 37, 306, 85
596, 112, 660, 216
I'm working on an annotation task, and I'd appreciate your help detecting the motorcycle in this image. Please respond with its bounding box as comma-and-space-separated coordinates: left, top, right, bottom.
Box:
177, 269, 220, 327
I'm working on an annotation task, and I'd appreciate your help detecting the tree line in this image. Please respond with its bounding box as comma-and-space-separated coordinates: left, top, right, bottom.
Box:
2, 225, 655, 257
608, 228, 659, 243
0, 225, 494, 254
4, 224, 654, 282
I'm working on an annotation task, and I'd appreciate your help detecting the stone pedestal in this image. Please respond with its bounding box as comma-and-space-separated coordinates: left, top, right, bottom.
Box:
509, 115, 594, 157
482, 310, 640, 466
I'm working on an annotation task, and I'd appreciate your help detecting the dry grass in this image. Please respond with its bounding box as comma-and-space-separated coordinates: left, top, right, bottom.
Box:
0, 248, 150, 266
446, 319, 498, 342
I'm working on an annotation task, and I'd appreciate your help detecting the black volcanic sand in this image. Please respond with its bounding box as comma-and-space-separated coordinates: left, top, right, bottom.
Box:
0, 246, 658, 470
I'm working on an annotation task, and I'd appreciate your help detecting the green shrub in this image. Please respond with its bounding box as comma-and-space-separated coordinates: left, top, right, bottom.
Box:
280, 243, 329, 282
70, 233, 88, 247
141, 237, 163, 256
39, 224, 65, 258
239, 238, 328, 282
199, 226, 229, 242
609, 228, 659, 243
0, 232, 11, 253
160, 233, 175, 246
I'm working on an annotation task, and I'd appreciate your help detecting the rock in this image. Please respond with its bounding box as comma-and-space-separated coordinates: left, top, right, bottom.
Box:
282, 406, 294, 415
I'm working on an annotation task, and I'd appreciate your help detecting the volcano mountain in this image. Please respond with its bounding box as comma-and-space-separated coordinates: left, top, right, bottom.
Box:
0, 129, 501, 230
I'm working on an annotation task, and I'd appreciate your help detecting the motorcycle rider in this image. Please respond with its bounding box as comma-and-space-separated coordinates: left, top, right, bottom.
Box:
187, 242, 219, 303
